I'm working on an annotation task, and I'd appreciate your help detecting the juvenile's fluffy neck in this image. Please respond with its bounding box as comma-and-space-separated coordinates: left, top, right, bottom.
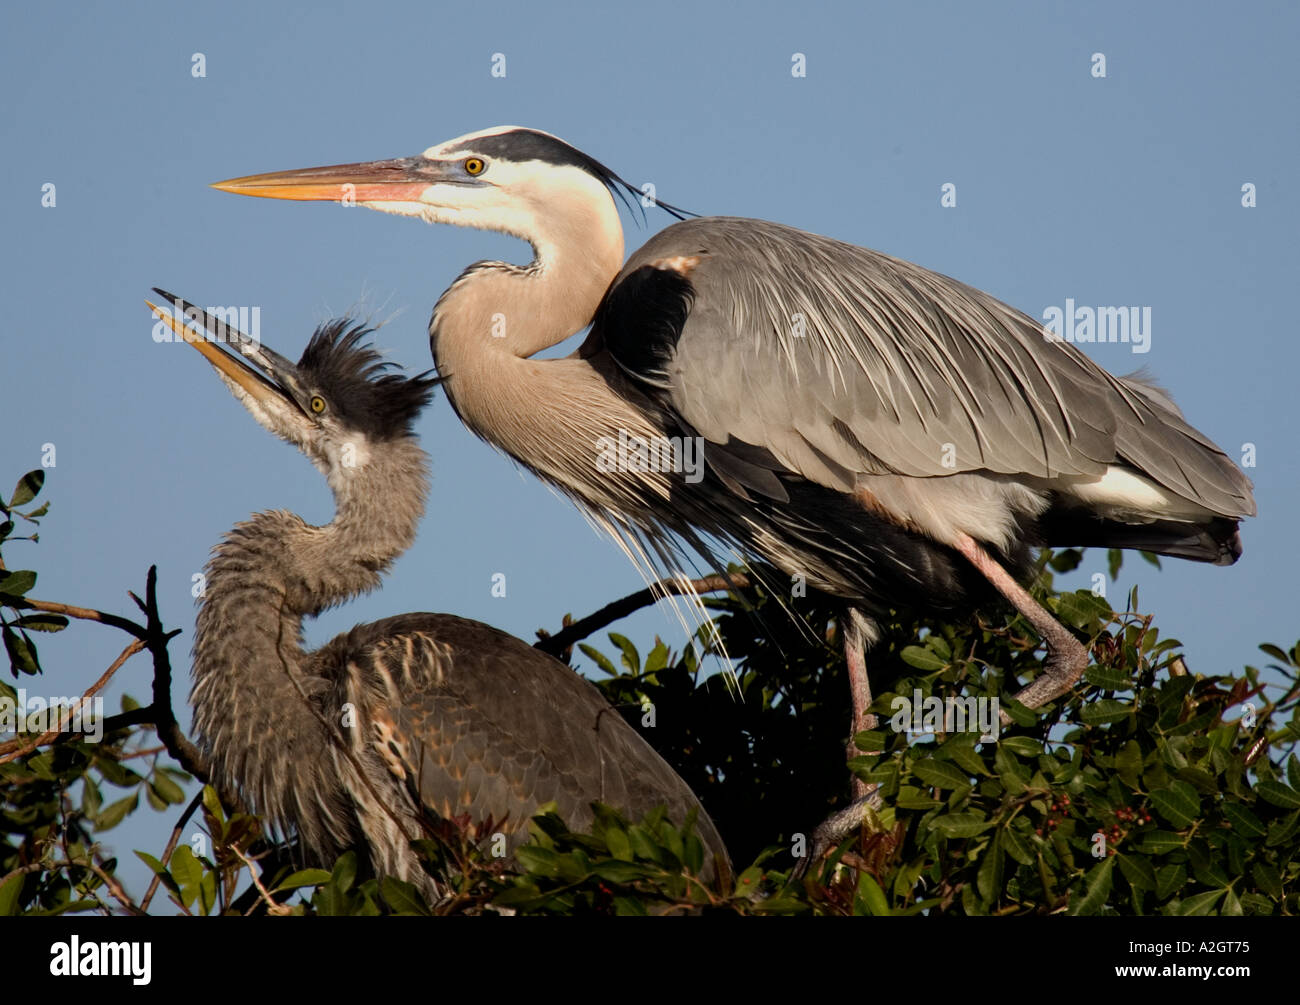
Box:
189, 436, 429, 819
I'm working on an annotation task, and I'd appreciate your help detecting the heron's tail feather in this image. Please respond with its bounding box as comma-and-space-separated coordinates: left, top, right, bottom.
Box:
1037, 510, 1244, 566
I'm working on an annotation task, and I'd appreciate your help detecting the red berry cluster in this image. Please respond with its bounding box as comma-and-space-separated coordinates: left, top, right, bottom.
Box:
1114, 806, 1152, 825
1035, 793, 1072, 836
1098, 806, 1154, 854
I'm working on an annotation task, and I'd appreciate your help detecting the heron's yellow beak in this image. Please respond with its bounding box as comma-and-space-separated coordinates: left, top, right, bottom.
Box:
145, 298, 282, 408
211, 157, 434, 204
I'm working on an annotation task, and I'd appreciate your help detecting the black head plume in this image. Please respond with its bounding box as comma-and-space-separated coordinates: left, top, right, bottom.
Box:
448, 127, 696, 223
298, 321, 440, 439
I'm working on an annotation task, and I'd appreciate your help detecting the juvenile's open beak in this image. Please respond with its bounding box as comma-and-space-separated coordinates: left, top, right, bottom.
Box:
145, 289, 307, 414
211, 156, 447, 203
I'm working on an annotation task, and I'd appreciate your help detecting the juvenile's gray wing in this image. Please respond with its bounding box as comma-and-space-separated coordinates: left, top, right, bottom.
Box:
593, 217, 1253, 519
334, 613, 728, 870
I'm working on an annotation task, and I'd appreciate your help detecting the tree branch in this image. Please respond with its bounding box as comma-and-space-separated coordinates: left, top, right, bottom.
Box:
2, 566, 245, 813
7, 596, 150, 641
140, 791, 204, 913
534, 573, 749, 659
0, 638, 144, 763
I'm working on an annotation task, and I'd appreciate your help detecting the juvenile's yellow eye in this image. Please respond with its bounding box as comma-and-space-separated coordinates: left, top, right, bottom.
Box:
309, 395, 327, 414
464, 157, 485, 176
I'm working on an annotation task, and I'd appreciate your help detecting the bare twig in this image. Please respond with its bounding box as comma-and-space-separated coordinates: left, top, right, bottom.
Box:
90, 851, 145, 916
6, 596, 150, 641
234, 846, 292, 916
2, 566, 244, 813
535, 573, 750, 658
140, 791, 204, 913
0, 639, 144, 763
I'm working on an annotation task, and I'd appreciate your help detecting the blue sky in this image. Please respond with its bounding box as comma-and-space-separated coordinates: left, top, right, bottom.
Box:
2, 0, 1296, 908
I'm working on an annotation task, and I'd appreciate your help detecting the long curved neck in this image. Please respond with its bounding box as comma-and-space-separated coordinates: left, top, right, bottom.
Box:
433, 189, 624, 362
189, 438, 428, 820
430, 199, 671, 507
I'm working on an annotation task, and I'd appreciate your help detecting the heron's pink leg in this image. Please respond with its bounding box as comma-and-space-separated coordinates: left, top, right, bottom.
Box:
951, 532, 1090, 723
842, 612, 877, 800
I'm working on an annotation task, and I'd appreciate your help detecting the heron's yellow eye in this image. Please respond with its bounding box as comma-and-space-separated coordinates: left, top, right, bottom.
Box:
464, 157, 485, 176
309, 395, 327, 414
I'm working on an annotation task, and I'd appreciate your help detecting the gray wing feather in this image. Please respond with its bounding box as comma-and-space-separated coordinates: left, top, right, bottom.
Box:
610, 217, 1254, 518
341, 613, 728, 868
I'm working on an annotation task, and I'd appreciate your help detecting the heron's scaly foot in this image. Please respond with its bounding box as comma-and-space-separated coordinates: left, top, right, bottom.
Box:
792, 784, 885, 880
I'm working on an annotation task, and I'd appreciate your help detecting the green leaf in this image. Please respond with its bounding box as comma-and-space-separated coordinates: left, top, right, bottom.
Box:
273, 869, 331, 892
999, 737, 1043, 758
13, 614, 67, 633
1068, 857, 1115, 915
603, 823, 633, 861
380, 876, 431, 915
942, 736, 990, 777
929, 812, 991, 838
1114, 740, 1143, 787
330, 851, 358, 893
1079, 698, 1134, 726
1255, 780, 1300, 809
1149, 781, 1200, 829
1265, 810, 1300, 849
899, 645, 946, 671
1155, 863, 1186, 900
201, 784, 226, 826
1085, 664, 1133, 691
977, 833, 1004, 902
1251, 861, 1283, 900
854, 872, 890, 916
1055, 591, 1111, 629
95, 793, 138, 831
577, 643, 619, 677
1048, 548, 1083, 573
643, 640, 670, 675
0, 875, 23, 916
1107, 549, 1122, 581
592, 860, 654, 883
515, 845, 564, 878
607, 633, 640, 673
1221, 802, 1267, 839
134, 850, 181, 899
199, 870, 217, 916
8, 470, 43, 507
1140, 830, 1186, 855
169, 846, 202, 910
1259, 643, 1291, 664
150, 772, 186, 805
0, 569, 36, 597
1175, 888, 1226, 916
1117, 853, 1156, 891
3, 625, 39, 675
912, 759, 971, 790
994, 746, 1029, 796
1002, 822, 1034, 866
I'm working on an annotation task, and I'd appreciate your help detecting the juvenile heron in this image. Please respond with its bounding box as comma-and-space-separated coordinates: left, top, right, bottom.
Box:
146, 291, 728, 899
213, 127, 1255, 779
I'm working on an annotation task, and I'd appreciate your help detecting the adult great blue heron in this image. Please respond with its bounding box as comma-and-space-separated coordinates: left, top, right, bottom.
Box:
146, 291, 728, 899
212, 126, 1255, 773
